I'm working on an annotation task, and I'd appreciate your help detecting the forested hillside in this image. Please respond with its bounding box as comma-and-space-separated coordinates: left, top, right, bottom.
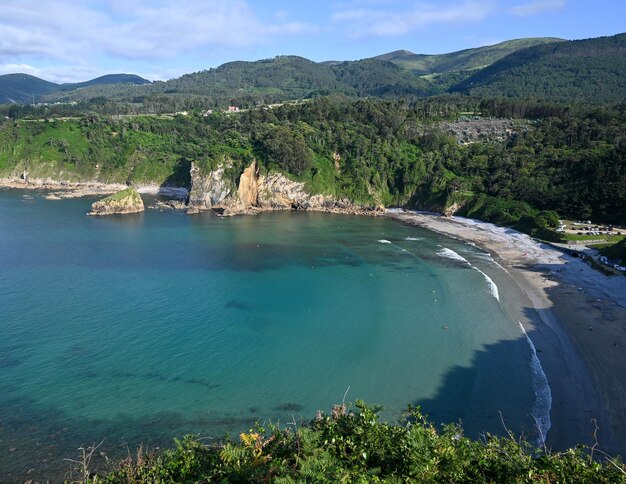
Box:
2, 34, 624, 107
454, 33, 626, 103
0, 73, 151, 105
373, 38, 563, 75
2, 96, 625, 225
0, 74, 59, 104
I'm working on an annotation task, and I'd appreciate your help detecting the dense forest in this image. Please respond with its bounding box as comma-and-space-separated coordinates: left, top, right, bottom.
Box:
2, 34, 624, 108
454, 33, 626, 103
1, 96, 625, 228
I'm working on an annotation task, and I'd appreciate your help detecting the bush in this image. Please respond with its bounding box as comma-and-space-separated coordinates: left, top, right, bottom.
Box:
92, 402, 625, 483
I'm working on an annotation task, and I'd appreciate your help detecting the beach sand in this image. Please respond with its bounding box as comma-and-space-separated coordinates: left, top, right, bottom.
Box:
388, 210, 626, 457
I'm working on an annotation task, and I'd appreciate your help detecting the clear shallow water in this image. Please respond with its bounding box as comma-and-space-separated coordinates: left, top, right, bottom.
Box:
0, 189, 539, 479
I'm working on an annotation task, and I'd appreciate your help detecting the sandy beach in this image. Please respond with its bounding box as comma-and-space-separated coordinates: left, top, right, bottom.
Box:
388, 210, 626, 457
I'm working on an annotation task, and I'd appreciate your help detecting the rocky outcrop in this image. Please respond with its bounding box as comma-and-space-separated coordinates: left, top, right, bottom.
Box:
237, 160, 259, 207
257, 172, 328, 210
187, 162, 232, 210
187, 159, 385, 217
88, 187, 144, 216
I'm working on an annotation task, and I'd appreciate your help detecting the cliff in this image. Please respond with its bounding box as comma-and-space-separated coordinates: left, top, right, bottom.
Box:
187, 160, 383, 217
187, 162, 232, 211
88, 187, 144, 216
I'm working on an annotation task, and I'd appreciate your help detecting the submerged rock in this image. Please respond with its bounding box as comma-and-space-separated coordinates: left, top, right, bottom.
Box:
88, 187, 144, 216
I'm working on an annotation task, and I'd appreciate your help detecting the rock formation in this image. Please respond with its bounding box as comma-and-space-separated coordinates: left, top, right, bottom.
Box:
237, 159, 259, 207
186, 159, 384, 217
88, 187, 144, 216
187, 162, 232, 210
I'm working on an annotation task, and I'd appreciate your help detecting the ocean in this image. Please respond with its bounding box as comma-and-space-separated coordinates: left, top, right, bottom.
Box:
0, 189, 546, 480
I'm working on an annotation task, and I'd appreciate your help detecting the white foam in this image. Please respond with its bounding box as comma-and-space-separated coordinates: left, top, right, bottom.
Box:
436, 247, 470, 264
378, 239, 392, 244
474, 268, 500, 301
438, 248, 500, 300
405, 236, 422, 241
518, 321, 552, 446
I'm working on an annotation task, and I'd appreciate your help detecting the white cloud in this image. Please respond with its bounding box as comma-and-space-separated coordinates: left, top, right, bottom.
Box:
331, 1, 495, 37
0, 0, 317, 64
510, 0, 566, 16
0, 63, 42, 77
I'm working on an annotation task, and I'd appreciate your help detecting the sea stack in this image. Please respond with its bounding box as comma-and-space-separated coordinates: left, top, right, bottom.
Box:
88, 187, 144, 216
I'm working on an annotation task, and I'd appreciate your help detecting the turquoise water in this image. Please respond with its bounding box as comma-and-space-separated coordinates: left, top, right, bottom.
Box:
0, 189, 538, 480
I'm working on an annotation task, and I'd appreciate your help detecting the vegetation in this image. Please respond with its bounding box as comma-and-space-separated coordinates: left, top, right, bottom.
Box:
454, 33, 626, 103
1, 96, 625, 227
602, 239, 626, 265
70, 402, 626, 482
2, 34, 623, 109
103, 187, 142, 203
373, 38, 563, 75
0, 73, 150, 105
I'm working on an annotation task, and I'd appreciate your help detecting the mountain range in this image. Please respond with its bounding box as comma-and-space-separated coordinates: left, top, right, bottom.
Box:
1, 33, 625, 106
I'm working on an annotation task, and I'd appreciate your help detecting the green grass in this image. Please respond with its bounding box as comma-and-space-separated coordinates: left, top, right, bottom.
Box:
103, 187, 141, 202
562, 234, 625, 243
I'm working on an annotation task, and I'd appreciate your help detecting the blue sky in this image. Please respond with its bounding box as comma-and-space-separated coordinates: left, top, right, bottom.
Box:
0, 0, 624, 83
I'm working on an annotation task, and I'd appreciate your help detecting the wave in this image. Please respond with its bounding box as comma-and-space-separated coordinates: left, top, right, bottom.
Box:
473, 268, 500, 301
405, 236, 422, 241
437, 248, 500, 300
436, 247, 470, 264
378, 239, 392, 244
518, 321, 552, 446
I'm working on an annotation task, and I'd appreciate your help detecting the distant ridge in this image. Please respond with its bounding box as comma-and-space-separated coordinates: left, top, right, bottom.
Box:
2, 33, 626, 105
371, 38, 564, 75
373, 50, 417, 62
61, 74, 151, 90
0, 73, 151, 104
0, 74, 59, 104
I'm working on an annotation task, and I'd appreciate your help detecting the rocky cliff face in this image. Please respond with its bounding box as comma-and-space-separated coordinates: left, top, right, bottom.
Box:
187, 160, 384, 217
187, 162, 232, 210
237, 160, 259, 207
256, 173, 328, 210
88, 187, 144, 216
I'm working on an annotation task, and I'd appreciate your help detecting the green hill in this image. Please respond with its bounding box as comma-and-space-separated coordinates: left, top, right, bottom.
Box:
154, 55, 350, 99
373, 38, 564, 75
452, 33, 626, 103
0, 73, 151, 105
61, 74, 151, 90
330, 59, 430, 97
0, 74, 59, 104
3, 34, 626, 106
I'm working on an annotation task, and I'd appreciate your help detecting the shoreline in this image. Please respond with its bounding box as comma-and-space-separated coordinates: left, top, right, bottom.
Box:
388, 209, 626, 456
0, 177, 383, 217
0, 177, 189, 199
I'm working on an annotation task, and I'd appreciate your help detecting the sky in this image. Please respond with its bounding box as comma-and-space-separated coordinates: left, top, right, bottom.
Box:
0, 0, 624, 83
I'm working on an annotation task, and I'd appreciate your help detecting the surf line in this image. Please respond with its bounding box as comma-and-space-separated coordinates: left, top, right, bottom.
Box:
436, 248, 499, 301
518, 321, 553, 446
437, 247, 552, 444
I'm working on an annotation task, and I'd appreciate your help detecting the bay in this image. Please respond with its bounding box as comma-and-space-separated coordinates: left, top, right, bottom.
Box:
0, 189, 537, 480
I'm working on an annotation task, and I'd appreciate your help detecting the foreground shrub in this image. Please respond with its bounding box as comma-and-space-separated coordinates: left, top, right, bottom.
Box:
87, 402, 625, 483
